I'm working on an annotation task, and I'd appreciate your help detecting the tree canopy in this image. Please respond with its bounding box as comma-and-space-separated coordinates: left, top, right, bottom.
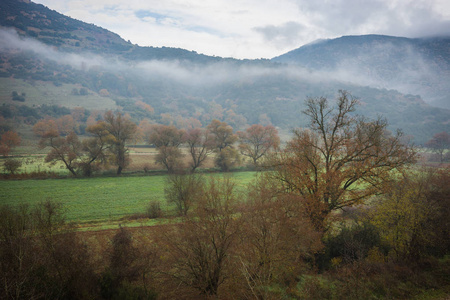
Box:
269, 90, 416, 230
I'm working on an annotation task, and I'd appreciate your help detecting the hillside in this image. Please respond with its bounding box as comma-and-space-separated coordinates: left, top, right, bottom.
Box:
0, 0, 449, 144
273, 34, 450, 109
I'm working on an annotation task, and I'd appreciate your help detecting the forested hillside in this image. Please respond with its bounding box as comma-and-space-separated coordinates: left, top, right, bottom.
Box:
273, 34, 450, 109
0, 0, 449, 144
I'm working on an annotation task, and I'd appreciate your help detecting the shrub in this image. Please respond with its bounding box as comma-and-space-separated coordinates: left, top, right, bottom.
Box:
319, 221, 387, 269
147, 201, 162, 219
3, 158, 22, 174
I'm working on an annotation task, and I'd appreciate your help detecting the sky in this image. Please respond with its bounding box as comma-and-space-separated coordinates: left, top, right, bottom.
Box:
34, 0, 450, 59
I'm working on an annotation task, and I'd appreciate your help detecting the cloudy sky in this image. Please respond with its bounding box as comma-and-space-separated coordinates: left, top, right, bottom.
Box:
34, 0, 450, 59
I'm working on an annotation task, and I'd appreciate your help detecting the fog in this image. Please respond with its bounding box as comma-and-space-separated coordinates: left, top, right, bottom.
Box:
1, 28, 448, 108
0, 28, 330, 85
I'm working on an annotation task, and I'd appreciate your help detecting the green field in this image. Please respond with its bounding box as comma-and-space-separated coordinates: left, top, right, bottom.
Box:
0, 172, 257, 225
0, 78, 118, 110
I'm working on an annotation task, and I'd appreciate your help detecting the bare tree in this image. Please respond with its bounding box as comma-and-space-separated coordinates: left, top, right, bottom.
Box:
0, 130, 21, 157
238, 124, 280, 166
185, 128, 214, 172
425, 131, 449, 163
207, 120, 240, 171
163, 177, 240, 296
77, 122, 112, 176
148, 124, 185, 173
164, 173, 204, 216
207, 119, 237, 152
103, 111, 137, 175
238, 174, 323, 299
38, 131, 82, 176
269, 90, 416, 231
35, 120, 111, 177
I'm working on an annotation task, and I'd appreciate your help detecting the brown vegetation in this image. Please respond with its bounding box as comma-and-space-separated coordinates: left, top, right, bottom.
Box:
267, 90, 416, 231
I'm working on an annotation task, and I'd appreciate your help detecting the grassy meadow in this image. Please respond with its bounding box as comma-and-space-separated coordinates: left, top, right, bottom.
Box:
0, 78, 118, 111
0, 171, 257, 228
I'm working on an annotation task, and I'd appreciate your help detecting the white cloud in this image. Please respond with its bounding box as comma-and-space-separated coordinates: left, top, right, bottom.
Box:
34, 0, 450, 59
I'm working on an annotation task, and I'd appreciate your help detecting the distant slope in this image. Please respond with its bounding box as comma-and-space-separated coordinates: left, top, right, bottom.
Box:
273, 34, 450, 109
0, 0, 228, 62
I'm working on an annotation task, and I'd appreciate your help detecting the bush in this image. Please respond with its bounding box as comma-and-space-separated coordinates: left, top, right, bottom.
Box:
319, 221, 387, 269
295, 275, 336, 300
11, 91, 25, 102
215, 148, 240, 172
147, 201, 162, 219
3, 158, 22, 174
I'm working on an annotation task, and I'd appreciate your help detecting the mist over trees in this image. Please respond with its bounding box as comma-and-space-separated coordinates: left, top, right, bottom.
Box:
1, 26, 449, 145
425, 131, 450, 163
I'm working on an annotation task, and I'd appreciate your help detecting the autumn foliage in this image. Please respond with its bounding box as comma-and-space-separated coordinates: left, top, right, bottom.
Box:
0, 130, 21, 156
268, 90, 416, 231
238, 124, 280, 166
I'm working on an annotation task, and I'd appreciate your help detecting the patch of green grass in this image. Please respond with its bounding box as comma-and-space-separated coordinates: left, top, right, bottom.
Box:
0, 172, 257, 224
1, 155, 70, 175
0, 176, 167, 222
0, 78, 118, 110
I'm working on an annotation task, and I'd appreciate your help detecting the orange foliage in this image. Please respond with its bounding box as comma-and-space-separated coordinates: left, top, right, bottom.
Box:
0, 130, 21, 156
33, 119, 58, 137
135, 100, 154, 114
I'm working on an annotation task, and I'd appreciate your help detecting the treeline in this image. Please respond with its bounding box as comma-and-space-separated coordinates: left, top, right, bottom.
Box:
0, 103, 74, 126
27, 110, 279, 176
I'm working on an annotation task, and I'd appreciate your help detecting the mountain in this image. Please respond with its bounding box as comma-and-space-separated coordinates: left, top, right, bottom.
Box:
0, 0, 449, 145
273, 34, 450, 109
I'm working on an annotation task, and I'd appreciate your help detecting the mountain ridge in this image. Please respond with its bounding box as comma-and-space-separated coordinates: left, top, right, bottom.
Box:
272, 34, 450, 109
0, 0, 236, 63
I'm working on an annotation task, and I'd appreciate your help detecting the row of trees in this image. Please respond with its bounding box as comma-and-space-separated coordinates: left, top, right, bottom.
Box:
33, 111, 281, 176
148, 119, 280, 173
34, 111, 136, 175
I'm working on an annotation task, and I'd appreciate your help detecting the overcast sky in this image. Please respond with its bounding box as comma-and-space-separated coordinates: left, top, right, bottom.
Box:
34, 0, 450, 59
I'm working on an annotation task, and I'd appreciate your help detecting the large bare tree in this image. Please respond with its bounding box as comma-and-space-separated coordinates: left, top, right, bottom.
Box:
269, 90, 416, 230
